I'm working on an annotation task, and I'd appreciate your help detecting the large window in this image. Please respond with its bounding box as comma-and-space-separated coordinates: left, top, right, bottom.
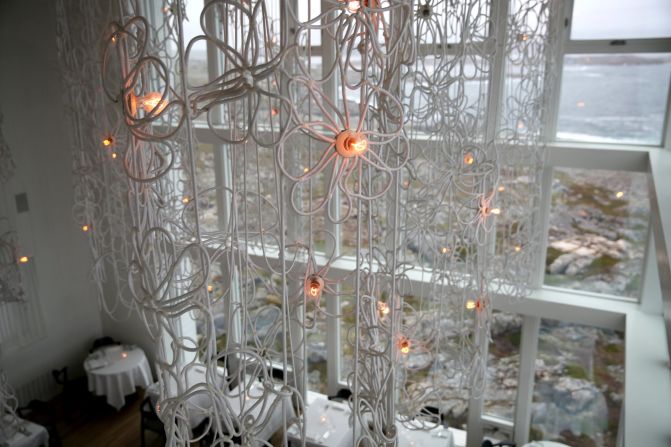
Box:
530, 319, 624, 447
181, 0, 670, 444
544, 168, 650, 298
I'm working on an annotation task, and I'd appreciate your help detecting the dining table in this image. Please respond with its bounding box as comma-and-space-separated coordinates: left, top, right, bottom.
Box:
84, 344, 153, 410
146, 365, 293, 446
0, 415, 48, 447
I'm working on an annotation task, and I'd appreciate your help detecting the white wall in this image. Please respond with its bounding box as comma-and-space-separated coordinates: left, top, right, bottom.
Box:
0, 0, 104, 395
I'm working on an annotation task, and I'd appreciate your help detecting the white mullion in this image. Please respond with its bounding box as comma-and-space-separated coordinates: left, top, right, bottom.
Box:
512, 315, 541, 445
320, 0, 341, 397
545, 0, 571, 142
533, 166, 553, 289
662, 67, 671, 151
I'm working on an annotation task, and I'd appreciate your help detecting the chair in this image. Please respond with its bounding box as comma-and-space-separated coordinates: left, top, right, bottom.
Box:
140, 396, 166, 447
327, 388, 352, 403
89, 336, 121, 353
419, 405, 444, 427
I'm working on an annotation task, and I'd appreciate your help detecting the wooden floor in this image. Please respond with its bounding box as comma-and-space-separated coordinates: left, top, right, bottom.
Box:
59, 391, 162, 447
25, 378, 284, 447
20, 379, 162, 447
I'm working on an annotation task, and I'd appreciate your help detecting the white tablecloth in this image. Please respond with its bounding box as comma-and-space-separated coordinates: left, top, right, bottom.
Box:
287, 391, 355, 447
398, 424, 454, 447
147, 366, 292, 446
0, 416, 48, 447
85, 345, 153, 410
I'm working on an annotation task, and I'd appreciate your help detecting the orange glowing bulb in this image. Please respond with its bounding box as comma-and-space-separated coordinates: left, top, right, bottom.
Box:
377, 302, 390, 316
182, 196, 190, 204
102, 136, 114, 147
498, 185, 505, 192
440, 247, 449, 254
271, 107, 279, 116
336, 130, 368, 157
466, 299, 476, 310
306, 275, 324, 299
138, 92, 168, 114
399, 338, 411, 354
111, 152, 118, 159
464, 153, 474, 165
207, 285, 214, 293
303, 167, 309, 174
514, 245, 522, 252
81, 225, 90, 232
347, 136, 367, 154
347, 1, 361, 12
18, 256, 29, 264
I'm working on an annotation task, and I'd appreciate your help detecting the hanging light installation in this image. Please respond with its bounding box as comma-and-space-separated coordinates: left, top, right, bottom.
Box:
56, 0, 557, 445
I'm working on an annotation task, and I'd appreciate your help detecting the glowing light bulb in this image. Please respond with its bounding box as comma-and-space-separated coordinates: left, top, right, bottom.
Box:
111, 33, 118, 43
517, 33, 529, 42
303, 167, 309, 174
111, 152, 118, 159
102, 136, 114, 147
305, 275, 324, 299
377, 301, 390, 316
440, 247, 449, 254
336, 130, 368, 157
615, 191, 624, 199
81, 225, 90, 232
466, 299, 476, 310
182, 196, 190, 204
207, 285, 214, 293
347, 0, 361, 12
121, 351, 128, 359
463, 152, 474, 165
514, 245, 522, 252
498, 185, 505, 192
490, 207, 501, 215
128, 91, 168, 116
319, 415, 328, 423
18, 256, 29, 264
271, 107, 279, 116
399, 338, 411, 354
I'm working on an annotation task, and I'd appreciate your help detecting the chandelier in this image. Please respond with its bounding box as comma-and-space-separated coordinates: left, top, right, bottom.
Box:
57, 0, 557, 445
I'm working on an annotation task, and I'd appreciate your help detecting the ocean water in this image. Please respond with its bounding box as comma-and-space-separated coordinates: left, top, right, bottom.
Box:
557, 54, 671, 146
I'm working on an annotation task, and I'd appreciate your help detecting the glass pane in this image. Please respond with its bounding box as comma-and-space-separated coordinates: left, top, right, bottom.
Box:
571, 0, 671, 40
307, 317, 328, 394
544, 168, 650, 298
531, 319, 625, 447
556, 53, 671, 145
484, 311, 522, 420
